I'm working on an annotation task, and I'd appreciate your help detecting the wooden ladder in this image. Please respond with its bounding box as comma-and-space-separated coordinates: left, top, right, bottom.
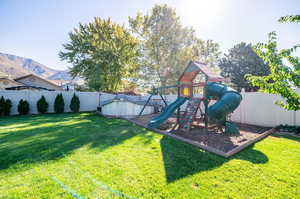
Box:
178, 98, 202, 132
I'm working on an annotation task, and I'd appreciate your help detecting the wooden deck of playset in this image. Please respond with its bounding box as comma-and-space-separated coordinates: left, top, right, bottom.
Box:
123, 114, 275, 158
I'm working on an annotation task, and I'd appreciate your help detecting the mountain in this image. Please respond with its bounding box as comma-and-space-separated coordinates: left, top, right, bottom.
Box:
0, 52, 80, 83
0, 52, 60, 78
48, 70, 80, 81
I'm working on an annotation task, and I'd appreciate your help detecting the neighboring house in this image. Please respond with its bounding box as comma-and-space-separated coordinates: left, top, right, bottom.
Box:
0, 73, 83, 91
13, 74, 63, 91
0, 73, 63, 91
0, 72, 22, 89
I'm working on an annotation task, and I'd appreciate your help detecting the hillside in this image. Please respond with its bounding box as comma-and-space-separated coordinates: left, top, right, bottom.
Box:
0, 52, 77, 82
48, 70, 79, 81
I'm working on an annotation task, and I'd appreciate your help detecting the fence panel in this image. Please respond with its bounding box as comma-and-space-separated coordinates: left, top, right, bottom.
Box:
230, 91, 297, 126
1, 90, 299, 127
98, 92, 299, 127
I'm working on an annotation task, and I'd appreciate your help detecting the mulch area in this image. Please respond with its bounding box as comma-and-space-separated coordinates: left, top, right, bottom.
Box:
131, 114, 271, 153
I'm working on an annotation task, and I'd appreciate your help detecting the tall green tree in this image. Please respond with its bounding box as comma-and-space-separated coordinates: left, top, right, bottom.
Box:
129, 4, 220, 90
59, 17, 140, 92
0, 96, 5, 116
193, 39, 221, 68
54, 94, 65, 113
219, 42, 270, 91
18, 99, 29, 115
70, 94, 80, 113
247, 14, 300, 111
3, 99, 12, 116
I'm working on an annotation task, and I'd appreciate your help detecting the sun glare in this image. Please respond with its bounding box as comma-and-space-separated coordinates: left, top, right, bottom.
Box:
178, 0, 225, 28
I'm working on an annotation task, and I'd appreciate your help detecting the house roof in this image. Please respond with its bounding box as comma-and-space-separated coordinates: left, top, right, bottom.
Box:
14, 74, 61, 88
0, 77, 24, 86
5, 85, 55, 91
0, 71, 8, 78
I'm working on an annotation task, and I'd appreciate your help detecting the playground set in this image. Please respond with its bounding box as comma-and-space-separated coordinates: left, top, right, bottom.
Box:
139, 61, 242, 134
125, 61, 274, 157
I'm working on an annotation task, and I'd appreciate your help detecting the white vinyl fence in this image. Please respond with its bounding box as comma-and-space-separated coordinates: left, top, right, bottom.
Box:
99, 91, 300, 127
231, 91, 300, 127
0, 90, 100, 115
0, 90, 299, 127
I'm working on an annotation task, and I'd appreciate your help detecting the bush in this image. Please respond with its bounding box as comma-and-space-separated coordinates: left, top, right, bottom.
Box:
0, 97, 12, 116
70, 94, 80, 112
54, 94, 64, 113
0, 96, 5, 116
4, 99, 12, 116
18, 99, 29, 115
37, 96, 48, 114
276, 124, 300, 135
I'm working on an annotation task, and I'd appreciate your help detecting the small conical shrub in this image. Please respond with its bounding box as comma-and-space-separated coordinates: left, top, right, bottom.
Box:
54, 93, 64, 113
18, 99, 29, 115
0, 96, 5, 116
3, 99, 12, 116
37, 95, 48, 114
70, 94, 80, 112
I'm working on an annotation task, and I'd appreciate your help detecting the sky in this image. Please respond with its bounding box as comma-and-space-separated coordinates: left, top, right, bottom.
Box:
1, 0, 300, 71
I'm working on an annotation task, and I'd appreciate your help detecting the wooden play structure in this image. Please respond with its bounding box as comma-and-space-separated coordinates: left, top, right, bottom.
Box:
123, 61, 274, 157
138, 61, 242, 134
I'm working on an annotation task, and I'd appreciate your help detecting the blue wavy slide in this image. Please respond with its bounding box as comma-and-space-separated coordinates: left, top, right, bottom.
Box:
148, 97, 187, 128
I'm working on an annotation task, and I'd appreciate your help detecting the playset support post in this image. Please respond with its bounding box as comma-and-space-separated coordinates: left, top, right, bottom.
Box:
177, 82, 180, 123
138, 85, 177, 118
204, 75, 209, 130
138, 93, 153, 117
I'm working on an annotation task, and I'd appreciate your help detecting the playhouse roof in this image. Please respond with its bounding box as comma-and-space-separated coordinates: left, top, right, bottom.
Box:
179, 61, 225, 83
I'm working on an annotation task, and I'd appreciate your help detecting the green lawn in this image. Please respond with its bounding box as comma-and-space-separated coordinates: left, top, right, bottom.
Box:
0, 113, 299, 199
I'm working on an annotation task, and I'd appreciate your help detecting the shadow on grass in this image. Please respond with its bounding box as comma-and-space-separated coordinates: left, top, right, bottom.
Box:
160, 136, 268, 183
0, 113, 268, 184
0, 113, 153, 170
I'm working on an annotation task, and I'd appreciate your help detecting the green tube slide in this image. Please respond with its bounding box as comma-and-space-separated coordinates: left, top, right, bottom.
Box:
204, 82, 242, 134
148, 97, 187, 128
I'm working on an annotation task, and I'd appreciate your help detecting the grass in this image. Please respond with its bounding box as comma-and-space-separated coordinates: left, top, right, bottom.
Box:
0, 113, 299, 199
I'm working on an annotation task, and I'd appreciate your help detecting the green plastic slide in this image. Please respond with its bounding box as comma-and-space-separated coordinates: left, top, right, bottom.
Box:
148, 97, 187, 128
204, 82, 242, 134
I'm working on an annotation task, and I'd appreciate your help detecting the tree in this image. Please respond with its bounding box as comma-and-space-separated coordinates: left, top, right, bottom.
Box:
59, 17, 140, 92
247, 32, 300, 110
193, 39, 221, 68
4, 99, 12, 116
0, 96, 5, 116
119, 80, 139, 93
129, 4, 221, 90
219, 42, 270, 91
37, 96, 48, 114
18, 99, 29, 115
54, 94, 65, 113
247, 14, 300, 111
278, 15, 300, 23
70, 94, 80, 113
0, 97, 12, 116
